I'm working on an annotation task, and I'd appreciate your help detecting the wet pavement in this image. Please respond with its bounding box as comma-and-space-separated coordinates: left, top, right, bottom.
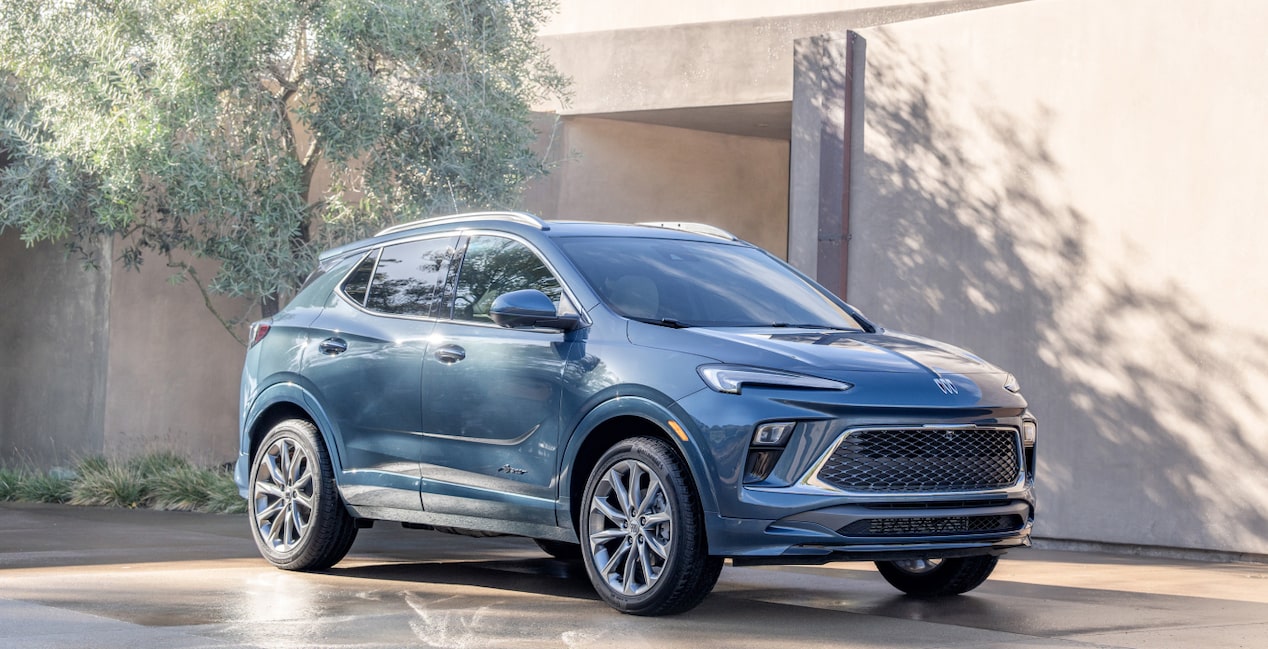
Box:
1, 502, 1266, 648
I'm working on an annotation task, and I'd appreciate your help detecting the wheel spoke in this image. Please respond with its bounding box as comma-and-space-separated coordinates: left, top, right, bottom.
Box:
634, 480, 661, 518
254, 481, 285, 499
293, 492, 313, 511
293, 469, 313, 491
602, 539, 631, 576
291, 502, 306, 537
644, 534, 669, 559
255, 498, 284, 520
591, 494, 626, 524
589, 528, 626, 544
266, 508, 283, 544
627, 462, 643, 515
608, 466, 632, 515
642, 511, 671, 526
637, 541, 655, 587
288, 452, 305, 482
283, 504, 295, 546
278, 440, 291, 480
264, 453, 285, 486
622, 541, 639, 594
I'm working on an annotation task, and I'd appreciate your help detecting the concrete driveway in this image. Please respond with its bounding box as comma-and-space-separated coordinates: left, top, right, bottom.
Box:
1, 502, 1265, 649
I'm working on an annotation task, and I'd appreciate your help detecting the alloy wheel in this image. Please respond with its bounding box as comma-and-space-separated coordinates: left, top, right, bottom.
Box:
587, 458, 673, 596
252, 437, 315, 552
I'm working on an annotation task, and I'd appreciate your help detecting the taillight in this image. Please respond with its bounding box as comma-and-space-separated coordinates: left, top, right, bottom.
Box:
248, 322, 272, 348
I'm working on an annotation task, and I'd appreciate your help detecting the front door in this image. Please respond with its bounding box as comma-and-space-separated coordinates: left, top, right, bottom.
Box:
419, 234, 576, 525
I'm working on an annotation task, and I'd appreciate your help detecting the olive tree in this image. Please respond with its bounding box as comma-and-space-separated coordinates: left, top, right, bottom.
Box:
0, 0, 566, 341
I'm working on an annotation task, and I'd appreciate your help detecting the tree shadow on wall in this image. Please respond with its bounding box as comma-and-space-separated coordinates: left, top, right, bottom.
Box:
844, 29, 1268, 553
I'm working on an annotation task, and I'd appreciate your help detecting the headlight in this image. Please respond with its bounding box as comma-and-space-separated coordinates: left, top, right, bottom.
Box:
1004, 374, 1021, 393
697, 364, 852, 394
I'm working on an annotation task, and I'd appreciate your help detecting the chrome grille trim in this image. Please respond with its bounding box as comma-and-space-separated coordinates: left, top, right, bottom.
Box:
802, 426, 1024, 496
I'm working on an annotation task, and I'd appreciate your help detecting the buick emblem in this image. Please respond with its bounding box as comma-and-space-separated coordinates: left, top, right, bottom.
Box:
934, 378, 959, 395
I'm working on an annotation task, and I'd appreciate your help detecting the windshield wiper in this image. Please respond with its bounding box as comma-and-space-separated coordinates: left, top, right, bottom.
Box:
768, 322, 861, 332
631, 317, 691, 329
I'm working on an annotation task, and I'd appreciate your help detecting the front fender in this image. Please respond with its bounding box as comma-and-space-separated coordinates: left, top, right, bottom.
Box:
556, 394, 720, 534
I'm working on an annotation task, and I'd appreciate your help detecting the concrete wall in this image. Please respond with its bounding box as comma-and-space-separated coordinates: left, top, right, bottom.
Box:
102, 253, 246, 463
522, 116, 790, 256
0, 232, 110, 466
540, 0, 933, 35
0, 229, 247, 467
848, 0, 1268, 554
536, 1, 1021, 115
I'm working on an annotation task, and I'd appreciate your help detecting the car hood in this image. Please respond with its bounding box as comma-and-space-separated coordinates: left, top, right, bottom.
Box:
628, 325, 1002, 379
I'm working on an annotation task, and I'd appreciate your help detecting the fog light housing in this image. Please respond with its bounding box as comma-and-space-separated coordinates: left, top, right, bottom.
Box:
745, 422, 796, 483
1022, 420, 1037, 445
753, 422, 795, 446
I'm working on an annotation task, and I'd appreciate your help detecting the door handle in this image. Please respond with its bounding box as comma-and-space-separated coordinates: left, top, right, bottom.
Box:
318, 337, 348, 355
433, 344, 466, 364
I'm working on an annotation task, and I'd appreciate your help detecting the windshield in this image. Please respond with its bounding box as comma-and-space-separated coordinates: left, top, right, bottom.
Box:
557, 236, 865, 330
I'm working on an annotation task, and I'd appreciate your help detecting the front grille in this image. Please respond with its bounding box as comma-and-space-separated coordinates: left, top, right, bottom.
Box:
816, 428, 1020, 493
838, 514, 1024, 537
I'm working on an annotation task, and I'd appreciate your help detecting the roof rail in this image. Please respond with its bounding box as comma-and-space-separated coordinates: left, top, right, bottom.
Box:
637, 221, 738, 241
376, 211, 549, 236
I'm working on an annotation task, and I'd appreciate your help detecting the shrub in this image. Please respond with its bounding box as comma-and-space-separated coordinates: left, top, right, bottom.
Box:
69, 464, 148, 508
14, 472, 73, 503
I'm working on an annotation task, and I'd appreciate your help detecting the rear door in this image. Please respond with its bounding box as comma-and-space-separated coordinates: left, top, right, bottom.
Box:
302, 234, 459, 510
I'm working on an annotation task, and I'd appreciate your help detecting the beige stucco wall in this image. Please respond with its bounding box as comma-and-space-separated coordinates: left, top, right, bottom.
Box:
101, 253, 247, 463
0, 232, 110, 467
848, 0, 1268, 554
0, 229, 247, 466
540, 0, 932, 35
537, 1, 1021, 115
522, 116, 790, 256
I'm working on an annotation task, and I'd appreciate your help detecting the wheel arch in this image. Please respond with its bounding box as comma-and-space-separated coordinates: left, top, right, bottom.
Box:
242, 382, 345, 475
558, 396, 719, 537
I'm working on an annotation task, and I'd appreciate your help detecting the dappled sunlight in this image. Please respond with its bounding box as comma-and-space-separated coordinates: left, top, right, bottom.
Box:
850, 27, 1268, 553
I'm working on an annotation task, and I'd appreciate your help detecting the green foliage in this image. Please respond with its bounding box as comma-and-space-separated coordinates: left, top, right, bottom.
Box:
0, 0, 566, 333
0, 467, 21, 500
1, 454, 245, 513
127, 451, 191, 479
13, 472, 74, 503
76, 455, 110, 475
146, 463, 221, 511
70, 464, 148, 508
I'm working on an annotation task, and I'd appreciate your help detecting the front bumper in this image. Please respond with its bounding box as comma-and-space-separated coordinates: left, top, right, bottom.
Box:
672, 386, 1036, 562
704, 497, 1033, 564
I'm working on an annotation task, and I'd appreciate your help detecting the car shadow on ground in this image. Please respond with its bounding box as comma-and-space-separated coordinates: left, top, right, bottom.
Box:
323, 557, 603, 602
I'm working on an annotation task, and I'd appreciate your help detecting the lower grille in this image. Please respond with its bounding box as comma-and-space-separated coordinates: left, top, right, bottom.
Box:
838, 514, 1024, 537
816, 427, 1021, 493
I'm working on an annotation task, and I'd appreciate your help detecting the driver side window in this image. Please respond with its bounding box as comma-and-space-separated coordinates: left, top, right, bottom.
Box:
451, 235, 562, 323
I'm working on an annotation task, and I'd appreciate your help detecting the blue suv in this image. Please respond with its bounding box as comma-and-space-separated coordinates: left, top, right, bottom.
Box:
236, 212, 1036, 615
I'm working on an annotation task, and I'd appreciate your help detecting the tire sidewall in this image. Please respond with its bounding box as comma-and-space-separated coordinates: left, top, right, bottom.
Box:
580, 437, 693, 613
248, 419, 332, 568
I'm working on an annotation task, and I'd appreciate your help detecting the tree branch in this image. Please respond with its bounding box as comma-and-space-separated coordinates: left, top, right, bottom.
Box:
166, 259, 248, 347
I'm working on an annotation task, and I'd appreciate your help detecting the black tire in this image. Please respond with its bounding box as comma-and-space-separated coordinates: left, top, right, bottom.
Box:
579, 436, 723, 616
875, 555, 999, 596
248, 418, 357, 571
534, 538, 583, 561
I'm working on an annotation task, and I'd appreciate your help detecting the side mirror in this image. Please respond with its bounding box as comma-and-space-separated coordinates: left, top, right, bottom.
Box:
489, 289, 581, 331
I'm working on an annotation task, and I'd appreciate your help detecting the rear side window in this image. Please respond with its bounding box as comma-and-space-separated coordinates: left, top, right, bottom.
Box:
361, 237, 456, 317
339, 250, 379, 306
288, 253, 363, 310
451, 235, 562, 322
